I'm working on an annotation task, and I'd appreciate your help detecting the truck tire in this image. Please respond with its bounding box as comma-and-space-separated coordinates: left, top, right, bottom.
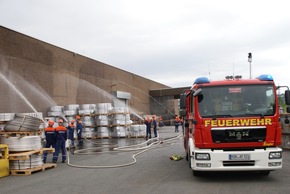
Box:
188, 150, 191, 169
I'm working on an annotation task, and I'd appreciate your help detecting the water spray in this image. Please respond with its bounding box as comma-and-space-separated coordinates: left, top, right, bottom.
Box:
0, 72, 47, 125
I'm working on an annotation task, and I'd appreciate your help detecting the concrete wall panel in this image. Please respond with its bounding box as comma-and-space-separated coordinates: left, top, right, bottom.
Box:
0, 26, 170, 117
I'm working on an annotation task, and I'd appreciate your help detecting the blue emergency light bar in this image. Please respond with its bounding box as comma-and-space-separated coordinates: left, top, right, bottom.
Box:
194, 77, 210, 84
257, 74, 273, 81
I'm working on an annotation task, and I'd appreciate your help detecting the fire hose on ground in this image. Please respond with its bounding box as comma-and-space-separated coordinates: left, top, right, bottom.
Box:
66, 133, 183, 169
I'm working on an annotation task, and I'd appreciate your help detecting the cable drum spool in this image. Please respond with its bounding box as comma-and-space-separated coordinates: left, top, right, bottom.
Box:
96, 127, 111, 137
9, 154, 43, 170
63, 110, 76, 116
79, 104, 96, 115
82, 127, 95, 138
130, 125, 140, 137
48, 106, 64, 117
4, 114, 41, 132
112, 126, 129, 137
82, 116, 95, 127
0, 113, 15, 130
112, 114, 126, 125
111, 107, 129, 114
63, 104, 79, 116
0, 136, 42, 151
139, 124, 146, 136
125, 114, 133, 125
0, 113, 15, 121
18, 112, 43, 120
96, 103, 112, 114
95, 115, 110, 126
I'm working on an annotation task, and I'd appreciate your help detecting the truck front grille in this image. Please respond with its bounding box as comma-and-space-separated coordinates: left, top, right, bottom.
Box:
211, 127, 266, 143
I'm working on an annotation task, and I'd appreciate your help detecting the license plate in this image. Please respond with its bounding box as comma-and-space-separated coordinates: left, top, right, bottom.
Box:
229, 154, 250, 160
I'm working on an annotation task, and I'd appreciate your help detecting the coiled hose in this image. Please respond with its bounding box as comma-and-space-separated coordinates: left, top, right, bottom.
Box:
67, 133, 183, 169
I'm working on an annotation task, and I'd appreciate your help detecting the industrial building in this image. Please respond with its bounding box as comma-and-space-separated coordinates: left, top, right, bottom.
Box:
0, 26, 189, 123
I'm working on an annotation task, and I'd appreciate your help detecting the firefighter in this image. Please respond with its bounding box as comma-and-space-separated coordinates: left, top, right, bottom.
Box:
76, 115, 83, 146
43, 120, 56, 163
52, 119, 67, 163
152, 115, 157, 138
145, 116, 151, 140
174, 115, 180, 132
67, 120, 75, 146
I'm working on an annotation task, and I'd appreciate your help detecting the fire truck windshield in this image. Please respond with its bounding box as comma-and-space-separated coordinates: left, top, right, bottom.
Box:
198, 84, 275, 118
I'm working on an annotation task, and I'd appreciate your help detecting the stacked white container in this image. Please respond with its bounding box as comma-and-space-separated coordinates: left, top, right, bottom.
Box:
78, 104, 96, 138
95, 103, 112, 138
111, 107, 132, 137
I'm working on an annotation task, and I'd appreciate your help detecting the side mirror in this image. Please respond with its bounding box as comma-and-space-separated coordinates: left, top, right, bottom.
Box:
287, 106, 290, 113
180, 93, 186, 109
180, 109, 186, 117
285, 90, 290, 105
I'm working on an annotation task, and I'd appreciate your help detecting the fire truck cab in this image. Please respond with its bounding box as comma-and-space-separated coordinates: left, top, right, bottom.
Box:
180, 75, 290, 176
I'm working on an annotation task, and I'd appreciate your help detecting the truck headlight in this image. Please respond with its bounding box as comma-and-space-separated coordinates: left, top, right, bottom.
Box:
269, 152, 282, 159
195, 153, 210, 160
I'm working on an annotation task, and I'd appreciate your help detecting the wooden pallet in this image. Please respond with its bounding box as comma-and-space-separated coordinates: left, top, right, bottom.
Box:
9, 148, 55, 161
95, 136, 112, 139
0, 131, 42, 137
0, 121, 8, 124
127, 135, 146, 139
10, 163, 57, 176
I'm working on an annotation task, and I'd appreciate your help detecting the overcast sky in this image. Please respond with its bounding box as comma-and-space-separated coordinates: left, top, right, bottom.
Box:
1, 0, 290, 89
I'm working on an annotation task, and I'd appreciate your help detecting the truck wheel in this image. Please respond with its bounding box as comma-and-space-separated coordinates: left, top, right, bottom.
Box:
188, 151, 192, 169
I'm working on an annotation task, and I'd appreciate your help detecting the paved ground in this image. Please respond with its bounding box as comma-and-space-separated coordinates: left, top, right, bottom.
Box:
1, 126, 290, 194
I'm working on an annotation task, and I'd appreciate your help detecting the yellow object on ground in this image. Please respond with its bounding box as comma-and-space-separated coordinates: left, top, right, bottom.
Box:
0, 144, 9, 177
170, 155, 183, 161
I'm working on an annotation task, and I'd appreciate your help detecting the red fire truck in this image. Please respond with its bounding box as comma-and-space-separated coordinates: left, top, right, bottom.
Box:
180, 75, 290, 176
